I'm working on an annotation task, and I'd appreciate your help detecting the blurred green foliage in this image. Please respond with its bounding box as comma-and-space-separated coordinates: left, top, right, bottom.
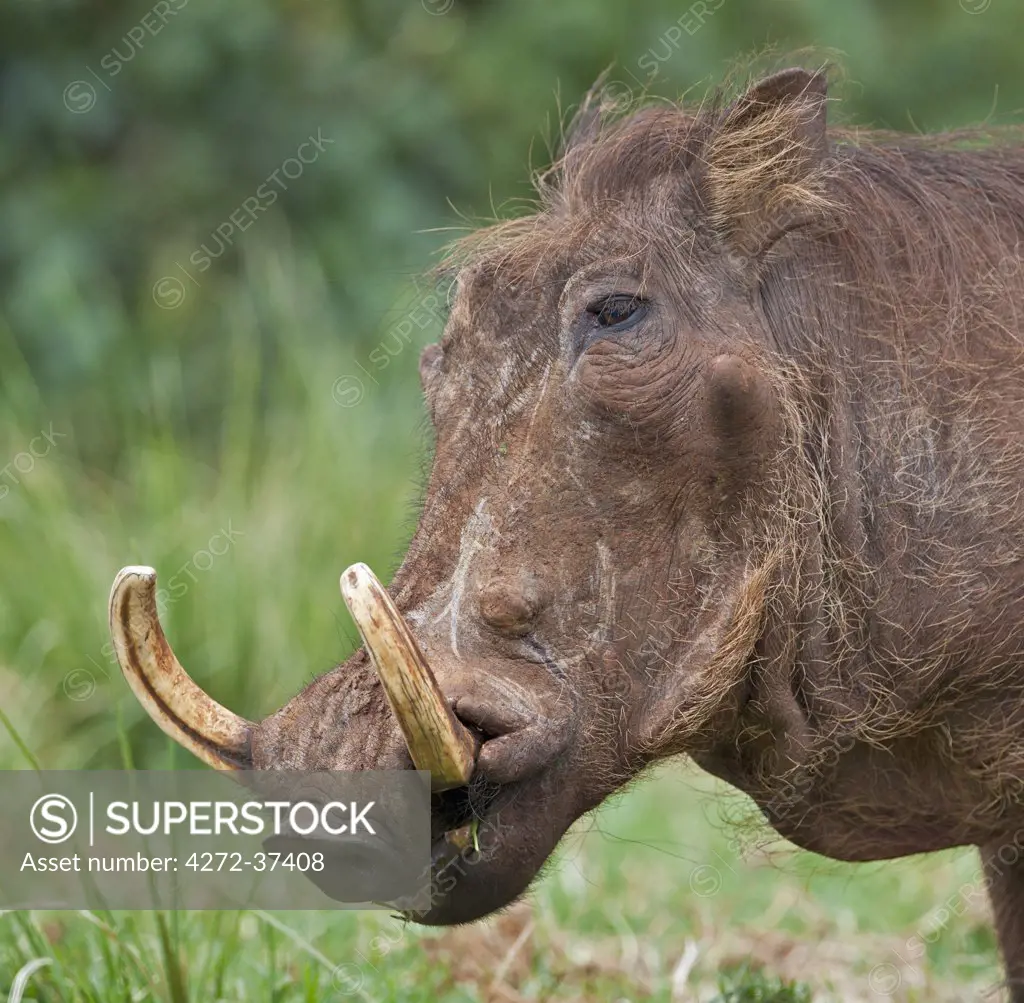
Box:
4, 0, 1024, 459
1, 0, 1021, 432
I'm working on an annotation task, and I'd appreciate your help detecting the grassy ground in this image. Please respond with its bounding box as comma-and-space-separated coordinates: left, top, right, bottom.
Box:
0, 766, 1002, 1001
0, 248, 1007, 1000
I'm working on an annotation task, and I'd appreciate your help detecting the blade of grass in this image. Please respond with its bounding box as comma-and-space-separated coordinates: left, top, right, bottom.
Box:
73, 910, 160, 999
5, 914, 68, 1003
250, 911, 336, 972
115, 702, 134, 771
155, 911, 189, 1003
8, 956, 53, 1003
0, 707, 42, 771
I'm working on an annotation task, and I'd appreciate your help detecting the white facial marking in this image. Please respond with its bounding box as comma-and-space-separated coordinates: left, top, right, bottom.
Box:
430, 497, 494, 657
596, 541, 616, 642
507, 363, 552, 490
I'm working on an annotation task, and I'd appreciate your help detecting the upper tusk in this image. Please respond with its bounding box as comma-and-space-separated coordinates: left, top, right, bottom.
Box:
340, 563, 477, 790
109, 566, 253, 770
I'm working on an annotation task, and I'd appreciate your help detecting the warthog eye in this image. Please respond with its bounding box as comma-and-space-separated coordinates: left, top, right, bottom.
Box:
586, 293, 648, 331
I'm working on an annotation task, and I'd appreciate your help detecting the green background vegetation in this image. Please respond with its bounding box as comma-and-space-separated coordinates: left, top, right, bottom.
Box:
1, 0, 1021, 998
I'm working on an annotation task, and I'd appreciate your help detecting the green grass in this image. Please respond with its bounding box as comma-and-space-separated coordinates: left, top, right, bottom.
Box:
0, 247, 1006, 1001
0, 767, 1003, 1000
712, 968, 812, 1003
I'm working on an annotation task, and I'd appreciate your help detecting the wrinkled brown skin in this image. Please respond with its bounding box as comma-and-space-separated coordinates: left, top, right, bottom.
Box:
250, 68, 1024, 991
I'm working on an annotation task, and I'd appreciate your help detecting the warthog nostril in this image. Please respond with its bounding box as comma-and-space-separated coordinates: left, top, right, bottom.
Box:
477, 577, 540, 634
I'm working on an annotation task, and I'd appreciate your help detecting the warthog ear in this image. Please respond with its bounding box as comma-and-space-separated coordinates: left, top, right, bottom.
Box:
704, 67, 832, 260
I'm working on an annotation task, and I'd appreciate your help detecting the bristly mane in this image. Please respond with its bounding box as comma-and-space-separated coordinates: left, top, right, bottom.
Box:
445, 69, 1024, 323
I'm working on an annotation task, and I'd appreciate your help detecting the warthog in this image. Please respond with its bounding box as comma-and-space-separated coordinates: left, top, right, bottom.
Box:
111, 67, 1024, 993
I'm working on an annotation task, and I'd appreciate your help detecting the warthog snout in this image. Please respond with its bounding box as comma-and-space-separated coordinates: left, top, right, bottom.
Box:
109, 560, 575, 921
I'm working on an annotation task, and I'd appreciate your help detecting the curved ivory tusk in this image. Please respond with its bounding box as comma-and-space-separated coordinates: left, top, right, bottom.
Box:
109, 566, 253, 770
340, 563, 477, 790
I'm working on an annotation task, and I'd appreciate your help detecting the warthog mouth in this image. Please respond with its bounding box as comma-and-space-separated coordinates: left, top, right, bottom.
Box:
108, 562, 549, 920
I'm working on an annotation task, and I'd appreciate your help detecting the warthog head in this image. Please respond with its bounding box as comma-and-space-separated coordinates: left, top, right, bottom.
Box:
111, 68, 832, 923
